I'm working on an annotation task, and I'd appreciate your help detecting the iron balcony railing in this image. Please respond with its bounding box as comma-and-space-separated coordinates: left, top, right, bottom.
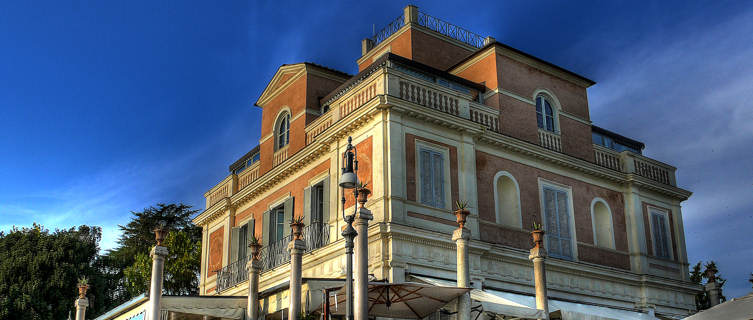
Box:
416, 11, 485, 48
214, 222, 331, 293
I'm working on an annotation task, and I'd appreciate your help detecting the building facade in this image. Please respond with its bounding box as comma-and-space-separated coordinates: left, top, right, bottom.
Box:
192, 6, 697, 319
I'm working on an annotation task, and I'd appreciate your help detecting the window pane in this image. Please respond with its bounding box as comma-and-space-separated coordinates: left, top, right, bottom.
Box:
536, 97, 542, 114
556, 191, 570, 238
537, 113, 544, 129
420, 150, 433, 206
546, 115, 554, 131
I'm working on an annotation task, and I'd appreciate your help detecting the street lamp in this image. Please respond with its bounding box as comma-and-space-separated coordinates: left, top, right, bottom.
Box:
339, 136, 359, 320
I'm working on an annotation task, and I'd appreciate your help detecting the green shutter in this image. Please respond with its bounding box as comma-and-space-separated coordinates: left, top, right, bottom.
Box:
322, 177, 330, 224
283, 197, 294, 238
304, 186, 312, 227
230, 227, 240, 262
247, 219, 256, 246
262, 211, 270, 248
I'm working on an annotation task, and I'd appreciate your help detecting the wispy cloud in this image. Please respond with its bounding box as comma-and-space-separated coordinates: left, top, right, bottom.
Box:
588, 10, 753, 297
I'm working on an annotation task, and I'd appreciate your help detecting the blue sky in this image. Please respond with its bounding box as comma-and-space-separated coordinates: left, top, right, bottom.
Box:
1, 1, 751, 297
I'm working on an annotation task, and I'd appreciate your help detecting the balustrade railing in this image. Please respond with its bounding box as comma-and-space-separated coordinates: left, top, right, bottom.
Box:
632, 156, 673, 185
399, 80, 460, 116
237, 163, 260, 191
469, 102, 499, 132
206, 179, 230, 207
593, 145, 622, 171
273, 146, 289, 167
538, 129, 562, 152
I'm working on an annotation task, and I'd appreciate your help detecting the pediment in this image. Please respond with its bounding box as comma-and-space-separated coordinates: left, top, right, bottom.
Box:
255, 64, 307, 107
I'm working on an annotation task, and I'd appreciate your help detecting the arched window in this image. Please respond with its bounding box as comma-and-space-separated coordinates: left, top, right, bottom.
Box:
591, 198, 615, 249
276, 112, 290, 150
494, 172, 522, 228
536, 96, 556, 132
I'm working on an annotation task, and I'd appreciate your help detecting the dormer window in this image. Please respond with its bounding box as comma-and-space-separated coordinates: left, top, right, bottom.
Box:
536, 96, 556, 132
276, 112, 290, 150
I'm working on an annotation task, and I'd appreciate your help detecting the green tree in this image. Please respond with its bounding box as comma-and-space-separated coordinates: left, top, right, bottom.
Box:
100, 203, 200, 311
123, 230, 201, 296
0, 224, 109, 319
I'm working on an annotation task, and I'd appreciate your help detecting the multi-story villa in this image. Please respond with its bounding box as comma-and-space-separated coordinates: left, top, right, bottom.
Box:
99, 5, 699, 320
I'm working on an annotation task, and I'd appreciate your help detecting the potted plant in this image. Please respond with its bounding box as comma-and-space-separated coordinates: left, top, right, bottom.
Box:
248, 234, 262, 260
290, 216, 305, 240
77, 277, 89, 299
454, 200, 471, 228
356, 181, 370, 205
531, 220, 545, 248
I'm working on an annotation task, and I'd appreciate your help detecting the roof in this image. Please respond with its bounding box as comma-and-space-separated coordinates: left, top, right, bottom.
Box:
255, 62, 351, 107
684, 292, 753, 320
228, 145, 260, 172
448, 40, 596, 87
592, 125, 645, 151
321, 53, 486, 106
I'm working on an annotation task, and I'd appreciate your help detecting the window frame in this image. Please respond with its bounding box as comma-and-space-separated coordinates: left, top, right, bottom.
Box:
590, 198, 616, 249
648, 206, 673, 260
415, 140, 452, 210
275, 111, 291, 151
538, 179, 578, 261
536, 95, 557, 132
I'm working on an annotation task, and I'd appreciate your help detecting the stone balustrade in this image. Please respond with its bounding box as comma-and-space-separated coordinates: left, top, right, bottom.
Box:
592, 144, 677, 186
594, 145, 622, 171
237, 162, 260, 191
206, 177, 231, 208
272, 146, 289, 167
538, 129, 562, 152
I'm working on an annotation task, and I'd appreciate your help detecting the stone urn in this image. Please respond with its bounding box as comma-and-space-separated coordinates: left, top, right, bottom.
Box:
77, 284, 89, 299
290, 219, 305, 240
249, 239, 262, 260
454, 208, 470, 229
531, 229, 545, 248
357, 187, 371, 206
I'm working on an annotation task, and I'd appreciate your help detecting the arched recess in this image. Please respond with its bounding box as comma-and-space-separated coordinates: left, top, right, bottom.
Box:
493, 171, 522, 228
590, 198, 615, 249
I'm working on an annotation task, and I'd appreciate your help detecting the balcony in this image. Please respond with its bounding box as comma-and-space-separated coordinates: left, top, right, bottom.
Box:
538, 129, 562, 152
593, 144, 677, 186
214, 222, 331, 293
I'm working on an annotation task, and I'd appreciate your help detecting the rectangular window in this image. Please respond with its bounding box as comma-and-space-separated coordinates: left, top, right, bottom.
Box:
419, 148, 445, 208
650, 209, 671, 259
269, 206, 286, 243
543, 187, 573, 259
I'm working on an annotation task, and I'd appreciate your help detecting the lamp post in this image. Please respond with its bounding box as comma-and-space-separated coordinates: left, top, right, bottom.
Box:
339, 136, 359, 320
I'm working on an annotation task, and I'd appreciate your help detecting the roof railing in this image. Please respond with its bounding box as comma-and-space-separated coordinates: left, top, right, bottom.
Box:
368, 7, 485, 51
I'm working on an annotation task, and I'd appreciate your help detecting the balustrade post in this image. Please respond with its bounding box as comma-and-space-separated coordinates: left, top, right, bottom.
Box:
404, 5, 418, 24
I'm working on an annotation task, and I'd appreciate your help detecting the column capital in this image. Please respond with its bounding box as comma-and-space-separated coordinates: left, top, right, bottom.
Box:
529, 247, 547, 260
246, 259, 262, 273
354, 207, 373, 223
288, 239, 306, 253
75, 298, 89, 308
452, 227, 471, 241
151, 245, 169, 258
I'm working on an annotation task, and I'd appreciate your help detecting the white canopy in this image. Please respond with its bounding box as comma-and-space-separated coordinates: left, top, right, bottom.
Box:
411, 275, 655, 320
160, 296, 247, 319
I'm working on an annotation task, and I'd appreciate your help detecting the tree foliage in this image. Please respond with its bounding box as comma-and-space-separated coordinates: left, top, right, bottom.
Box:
0, 224, 109, 319
123, 230, 201, 297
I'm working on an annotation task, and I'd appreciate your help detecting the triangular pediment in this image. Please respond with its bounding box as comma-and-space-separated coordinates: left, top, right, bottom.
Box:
255, 63, 307, 107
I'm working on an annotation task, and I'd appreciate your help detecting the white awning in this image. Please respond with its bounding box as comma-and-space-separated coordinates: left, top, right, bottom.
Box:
161, 296, 247, 319
411, 275, 656, 320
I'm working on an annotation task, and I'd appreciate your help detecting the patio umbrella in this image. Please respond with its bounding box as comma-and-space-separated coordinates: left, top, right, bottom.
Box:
323, 282, 470, 319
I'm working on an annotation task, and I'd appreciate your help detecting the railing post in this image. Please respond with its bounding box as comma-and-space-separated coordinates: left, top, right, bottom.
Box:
404, 5, 418, 24
361, 38, 375, 55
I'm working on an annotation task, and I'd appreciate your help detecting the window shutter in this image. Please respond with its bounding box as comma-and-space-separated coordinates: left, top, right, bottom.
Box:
304, 186, 312, 227
322, 178, 330, 224
247, 219, 256, 244
556, 191, 571, 258
419, 150, 432, 206
432, 152, 444, 208
543, 189, 559, 256
651, 213, 661, 257
230, 227, 240, 263
283, 197, 294, 239
262, 210, 270, 248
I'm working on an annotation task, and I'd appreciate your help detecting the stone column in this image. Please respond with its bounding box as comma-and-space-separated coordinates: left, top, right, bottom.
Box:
705, 280, 722, 307
246, 246, 262, 320
453, 227, 471, 320
74, 297, 88, 320
529, 230, 549, 319
148, 227, 169, 320
354, 189, 373, 320
288, 222, 306, 320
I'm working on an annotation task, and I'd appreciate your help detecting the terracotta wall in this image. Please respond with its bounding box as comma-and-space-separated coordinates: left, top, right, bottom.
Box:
344, 136, 373, 208
359, 31, 413, 71
234, 160, 331, 237
259, 76, 308, 175
409, 29, 473, 71
208, 228, 224, 277
404, 133, 459, 206
454, 52, 499, 90
475, 150, 630, 270
305, 73, 346, 124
